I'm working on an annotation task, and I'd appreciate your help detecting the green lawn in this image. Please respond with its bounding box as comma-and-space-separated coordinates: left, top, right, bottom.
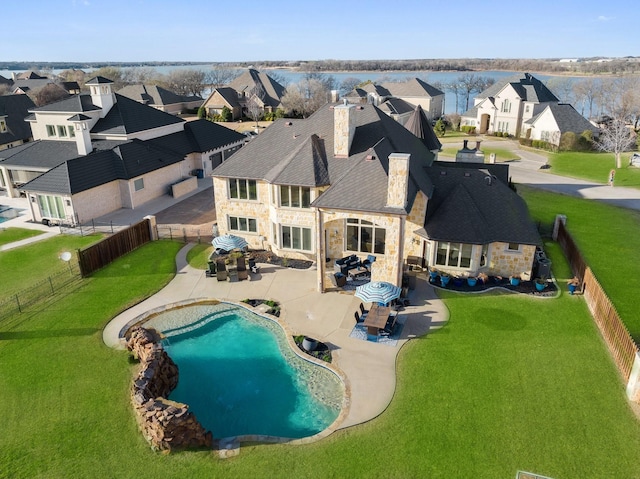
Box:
0, 227, 44, 247
3, 233, 640, 477
548, 151, 640, 188
519, 185, 640, 340
186, 243, 214, 269
0, 233, 102, 298
440, 146, 521, 162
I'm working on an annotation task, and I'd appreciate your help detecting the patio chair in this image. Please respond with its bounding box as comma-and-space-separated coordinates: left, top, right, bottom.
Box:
205, 260, 217, 277
236, 256, 248, 280
216, 259, 228, 281
330, 272, 347, 288
354, 311, 365, 324
362, 254, 376, 272
359, 302, 369, 315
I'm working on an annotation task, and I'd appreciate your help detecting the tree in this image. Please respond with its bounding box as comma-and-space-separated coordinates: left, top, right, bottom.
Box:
162, 69, 207, 97
220, 105, 232, 122
32, 84, 69, 107
281, 78, 330, 118
597, 118, 636, 168
572, 78, 602, 118
205, 65, 240, 88
197, 106, 206, 119
445, 81, 463, 114
545, 77, 575, 104
90, 67, 127, 90
246, 83, 266, 128
457, 73, 492, 112
339, 76, 362, 94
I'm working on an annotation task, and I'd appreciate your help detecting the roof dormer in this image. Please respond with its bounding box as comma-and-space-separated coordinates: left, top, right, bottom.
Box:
85, 76, 115, 118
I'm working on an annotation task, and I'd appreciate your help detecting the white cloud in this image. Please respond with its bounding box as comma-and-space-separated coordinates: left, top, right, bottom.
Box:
597, 15, 614, 21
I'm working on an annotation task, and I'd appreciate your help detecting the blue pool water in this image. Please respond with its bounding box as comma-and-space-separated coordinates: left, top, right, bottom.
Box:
149, 303, 343, 439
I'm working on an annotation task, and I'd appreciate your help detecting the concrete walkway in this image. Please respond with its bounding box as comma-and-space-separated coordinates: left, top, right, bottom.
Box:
103, 243, 449, 430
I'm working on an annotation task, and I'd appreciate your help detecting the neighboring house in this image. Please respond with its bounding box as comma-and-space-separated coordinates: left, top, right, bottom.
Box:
117, 84, 204, 115
202, 69, 286, 120
0, 76, 245, 225
344, 78, 445, 123
523, 103, 599, 146
60, 82, 81, 95
0, 94, 35, 151
212, 102, 539, 292
461, 73, 560, 137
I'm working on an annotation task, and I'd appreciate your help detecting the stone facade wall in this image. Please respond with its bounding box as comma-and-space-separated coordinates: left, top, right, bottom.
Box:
402, 191, 428, 260
333, 104, 355, 157
126, 327, 212, 451
171, 176, 198, 198
387, 154, 410, 209
484, 243, 536, 278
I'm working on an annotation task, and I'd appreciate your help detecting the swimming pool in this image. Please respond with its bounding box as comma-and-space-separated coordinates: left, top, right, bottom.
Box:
0, 206, 19, 223
142, 302, 345, 440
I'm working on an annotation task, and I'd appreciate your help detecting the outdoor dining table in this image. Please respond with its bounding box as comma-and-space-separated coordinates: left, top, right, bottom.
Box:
362, 304, 392, 337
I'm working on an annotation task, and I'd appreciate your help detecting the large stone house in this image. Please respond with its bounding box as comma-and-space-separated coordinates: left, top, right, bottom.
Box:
344, 78, 444, 124
212, 102, 540, 292
202, 69, 286, 120
461, 73, 560, 137
117, 84, 204, 115
0, 76, 245, 225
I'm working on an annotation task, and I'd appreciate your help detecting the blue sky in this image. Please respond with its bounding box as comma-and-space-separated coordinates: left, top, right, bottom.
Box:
1, 0, 637, 62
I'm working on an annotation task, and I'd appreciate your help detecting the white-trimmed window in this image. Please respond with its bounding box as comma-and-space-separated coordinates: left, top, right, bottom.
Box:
0, 119, 6, 133
501, 99, 511, 113
57, 125, 67, 137
435, 242, 473, 268
38, 195, 65, 219
229, 215, 257, 233
281, 225, 312, 251
68, 125, 75, 138
134, 178, 144, 191
507, 243, 520, 252
480, 244, 489, 267
279, 185, 311, 208
346, 218, 386, 254
229, 178, 257, 200
46, 125, 56, 137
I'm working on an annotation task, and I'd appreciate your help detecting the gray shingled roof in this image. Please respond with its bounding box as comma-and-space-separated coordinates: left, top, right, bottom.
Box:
209, 87, 242, 108
146, 119, 245, 156
0, 139, 125, 169
213, 103, 435, 215
476, 73, 559, 103
228, 69, 286, 109
423, 164, 540, 245
117, 84, 203, 106
526, 103, 598, 134
378, 98, 415, 116
380, 78, 444, 98
0, 94, 35, 146
404, 105, 442, 152
91, 94, 184, 136
30, 94, 100, 113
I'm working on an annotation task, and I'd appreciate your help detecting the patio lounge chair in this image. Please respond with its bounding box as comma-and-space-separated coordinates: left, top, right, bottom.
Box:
216, 259, 228, 281
362, 254, 376, 272
237, 257, 248, 280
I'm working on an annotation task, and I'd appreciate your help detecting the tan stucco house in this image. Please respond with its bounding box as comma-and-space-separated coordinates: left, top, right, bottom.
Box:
212, 102, 540, 292
0, 76, 245, 225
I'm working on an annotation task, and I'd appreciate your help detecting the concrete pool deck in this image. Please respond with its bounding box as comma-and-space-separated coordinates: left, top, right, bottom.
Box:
103, 243, 449, 431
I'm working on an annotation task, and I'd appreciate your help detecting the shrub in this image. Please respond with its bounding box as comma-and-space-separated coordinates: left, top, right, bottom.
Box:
220, 106, 232, 122
494, 131, 502, 137
434, 119, 446, 137
519, 138, 533, 147
197, 106, 206, 119
559, 132, 577, 151
461, 125, 476, 134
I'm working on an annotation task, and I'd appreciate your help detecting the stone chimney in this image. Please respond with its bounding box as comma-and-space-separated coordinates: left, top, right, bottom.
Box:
334, 101, 356, 158
68, 114, 92, 156
386, 153, 411, 209
330, 90, 340, 103
455, 140, 485, 163
86, 77, 115, 118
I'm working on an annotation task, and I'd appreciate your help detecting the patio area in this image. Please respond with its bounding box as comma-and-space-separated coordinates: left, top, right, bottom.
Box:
103, 243, 449, 430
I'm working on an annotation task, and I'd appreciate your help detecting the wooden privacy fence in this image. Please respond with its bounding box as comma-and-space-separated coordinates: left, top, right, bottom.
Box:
78, 219, 151, 277
556, 219, 638, 381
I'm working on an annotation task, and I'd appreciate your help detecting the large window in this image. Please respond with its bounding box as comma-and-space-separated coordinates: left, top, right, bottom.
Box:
281, 225, 312, 251
38, 195, 65, 219
46, 125, 56, 137
57, 125, 67, 137
435, 242, 473, 268
346, 218, 386, 254
229, 215, 257, 233
279, 185, 310, 208
501, 99, 511, 113
229, 178, 257, 200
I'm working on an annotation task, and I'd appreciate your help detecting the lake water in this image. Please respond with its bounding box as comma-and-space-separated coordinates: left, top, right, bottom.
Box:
1, 65, 571, 114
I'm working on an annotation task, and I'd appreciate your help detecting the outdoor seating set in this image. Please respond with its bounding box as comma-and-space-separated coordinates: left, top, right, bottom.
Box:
206, 234, 259, 282
355, 302, 399, 342
331, 254, 376, 288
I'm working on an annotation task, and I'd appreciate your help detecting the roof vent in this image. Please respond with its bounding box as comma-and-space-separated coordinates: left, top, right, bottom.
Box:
285, 121, 292, 126
357, 105, 364, 110
484, 174, 496, 185
464, 172, 471, 177
440, 170, 447, 175
366, 155, 376, 161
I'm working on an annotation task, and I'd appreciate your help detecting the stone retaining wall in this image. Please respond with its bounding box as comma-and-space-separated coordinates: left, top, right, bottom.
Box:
125, 327, 212, 451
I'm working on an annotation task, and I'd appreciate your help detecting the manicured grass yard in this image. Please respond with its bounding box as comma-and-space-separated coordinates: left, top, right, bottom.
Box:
548, 151, 640, 188
3, 228, 640, 477
440, 146, 521, 162
0, 227, 44, 247
519, 185, 640, 340
0, 233, 102, 298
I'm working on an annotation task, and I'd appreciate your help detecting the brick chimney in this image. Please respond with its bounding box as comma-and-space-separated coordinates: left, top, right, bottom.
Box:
334, 101, 356, 158
386, 153, 411, 209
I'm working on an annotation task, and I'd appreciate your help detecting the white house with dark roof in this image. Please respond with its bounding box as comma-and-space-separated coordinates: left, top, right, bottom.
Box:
0, 76, 245, 225
523, 103, 599, 146
212, 102, 540, 292
461, 73, 560, 137
344, 78, 444, 124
